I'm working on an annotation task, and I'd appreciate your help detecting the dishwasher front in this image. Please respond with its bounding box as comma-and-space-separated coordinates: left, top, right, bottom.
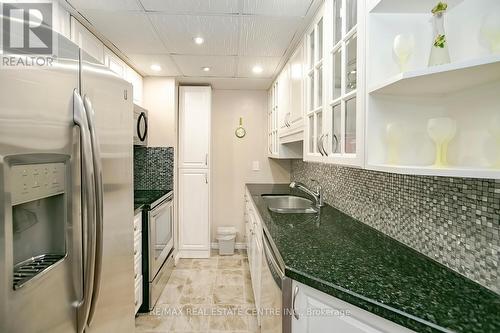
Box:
260, 230, 293, 333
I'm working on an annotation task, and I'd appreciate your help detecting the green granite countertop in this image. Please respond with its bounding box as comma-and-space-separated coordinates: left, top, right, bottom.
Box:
246, 184, 500, 333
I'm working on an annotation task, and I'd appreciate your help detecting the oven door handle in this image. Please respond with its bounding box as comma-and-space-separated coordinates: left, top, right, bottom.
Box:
73, 90, 97, 333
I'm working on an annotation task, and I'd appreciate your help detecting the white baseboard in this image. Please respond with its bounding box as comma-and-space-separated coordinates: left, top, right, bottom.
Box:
211, 242, 247, 250
177, 249, 211, 258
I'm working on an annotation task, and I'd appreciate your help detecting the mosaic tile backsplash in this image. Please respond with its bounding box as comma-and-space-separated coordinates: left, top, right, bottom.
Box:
134, 147, 174, 191
291, 160, 500, 294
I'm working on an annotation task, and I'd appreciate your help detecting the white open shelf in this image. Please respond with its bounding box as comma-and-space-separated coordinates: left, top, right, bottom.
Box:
368, 0, 464, 13
369, 55, 500, 96
368, 163, 500, 179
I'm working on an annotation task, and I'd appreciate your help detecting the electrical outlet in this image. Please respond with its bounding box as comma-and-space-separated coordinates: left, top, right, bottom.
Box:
252, 161, 260, 171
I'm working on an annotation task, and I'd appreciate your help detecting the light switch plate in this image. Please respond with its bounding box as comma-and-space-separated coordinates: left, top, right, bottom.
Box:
252, 161, 260, 171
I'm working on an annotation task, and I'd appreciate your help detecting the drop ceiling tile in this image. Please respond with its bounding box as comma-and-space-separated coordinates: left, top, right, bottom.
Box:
242, 0, 313, 17
67, 0, 141, 11
127, 54, 180, 76
239, 16, 301, 57
172, 55, 236, 77
139, 0, 240, 14
149, 14, 238, 55
82, 10, 167, 54
237, 56, 280, 78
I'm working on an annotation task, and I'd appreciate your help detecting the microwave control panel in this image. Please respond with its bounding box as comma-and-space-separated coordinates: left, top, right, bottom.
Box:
11, 163, 65, 205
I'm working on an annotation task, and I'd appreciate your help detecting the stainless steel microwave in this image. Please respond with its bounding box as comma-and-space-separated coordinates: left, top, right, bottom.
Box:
134, 104, 148, 146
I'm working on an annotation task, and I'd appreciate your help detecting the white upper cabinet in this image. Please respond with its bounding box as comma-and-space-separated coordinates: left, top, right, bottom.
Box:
179, 86, 211, 169
268, 78, 303, 159
304, 9, 326, 161
71, 17, 144, 107
266, 40, 306, 157
124, 67, 144, 107
278, 67, 291, 132
70, 16, 105, 64
365, 0, 500, 179
288, 43, 306, 131
280, 41, 307, 144
304, 0, 365, 167
104, 47, 144, 107
104, 47, 127, 78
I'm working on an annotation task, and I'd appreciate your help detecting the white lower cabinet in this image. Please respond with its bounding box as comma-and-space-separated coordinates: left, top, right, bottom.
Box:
292, 281, 415, 333
250, 220, 262, 326
133, 212, 143, 314
179, 169, 210, 258
245, 190, 263, 325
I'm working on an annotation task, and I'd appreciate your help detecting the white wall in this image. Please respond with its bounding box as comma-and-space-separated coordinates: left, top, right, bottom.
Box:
212, 90, 291, 243
143, 77, 177, 148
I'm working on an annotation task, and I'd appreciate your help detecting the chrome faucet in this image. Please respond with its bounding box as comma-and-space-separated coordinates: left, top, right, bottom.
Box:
289, 180, 324, 208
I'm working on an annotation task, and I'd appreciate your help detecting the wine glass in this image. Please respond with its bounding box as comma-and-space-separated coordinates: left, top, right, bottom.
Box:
427, 117, 457, 167
393, 34, 415, 72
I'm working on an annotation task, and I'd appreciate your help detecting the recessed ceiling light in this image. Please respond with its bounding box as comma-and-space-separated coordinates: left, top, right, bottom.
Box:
252, 65, 263, 74
193, 37, 204, 45
202, 66, 211, 72
150, 64, 162, 72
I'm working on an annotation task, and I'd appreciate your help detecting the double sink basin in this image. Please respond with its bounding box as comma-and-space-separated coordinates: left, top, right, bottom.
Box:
262, 195, 318, 214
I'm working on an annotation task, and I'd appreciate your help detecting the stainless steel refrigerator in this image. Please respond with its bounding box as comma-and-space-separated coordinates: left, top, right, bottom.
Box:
0, 31, 135, 332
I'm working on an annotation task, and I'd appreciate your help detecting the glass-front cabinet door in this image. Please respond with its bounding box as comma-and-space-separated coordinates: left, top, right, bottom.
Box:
305, 10, 326, 161
324, 0, 364, 166
304, 0, 364, 166
268, 81, 279, 157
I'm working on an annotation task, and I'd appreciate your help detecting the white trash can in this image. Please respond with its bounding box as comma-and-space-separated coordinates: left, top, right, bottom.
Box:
216, 226, 237, 256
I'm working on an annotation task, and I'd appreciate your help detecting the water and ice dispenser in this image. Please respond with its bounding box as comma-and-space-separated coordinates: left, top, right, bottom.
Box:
10, 162, 67, 289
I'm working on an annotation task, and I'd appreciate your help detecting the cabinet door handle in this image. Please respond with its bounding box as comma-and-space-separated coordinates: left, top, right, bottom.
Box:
293, 285, 299, 320
205, 173, 208, 184
205, 153, 208, 166
317, 134, 325, 156
320, 133, 329, 156
332, 134, 339, 154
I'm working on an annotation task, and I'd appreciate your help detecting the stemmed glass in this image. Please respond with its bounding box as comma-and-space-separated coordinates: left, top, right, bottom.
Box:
427, 117, 457, 167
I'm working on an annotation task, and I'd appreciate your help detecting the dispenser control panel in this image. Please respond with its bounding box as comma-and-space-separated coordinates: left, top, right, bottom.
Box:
11, 163, 66, 205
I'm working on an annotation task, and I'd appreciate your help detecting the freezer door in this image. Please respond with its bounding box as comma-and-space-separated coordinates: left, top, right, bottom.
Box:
0, 36, 81, 332
80, 51, 135, 332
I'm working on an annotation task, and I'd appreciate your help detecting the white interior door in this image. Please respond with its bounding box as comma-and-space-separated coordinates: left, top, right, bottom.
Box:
178, 169, 210, 258
179, 86, 211, 169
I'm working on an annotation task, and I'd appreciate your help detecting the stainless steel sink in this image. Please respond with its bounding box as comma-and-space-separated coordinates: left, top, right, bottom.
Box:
262, 195, 318, 214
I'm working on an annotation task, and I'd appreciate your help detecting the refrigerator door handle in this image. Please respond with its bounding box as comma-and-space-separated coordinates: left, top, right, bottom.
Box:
73, 90, 97, 333
83, 95, 104, 327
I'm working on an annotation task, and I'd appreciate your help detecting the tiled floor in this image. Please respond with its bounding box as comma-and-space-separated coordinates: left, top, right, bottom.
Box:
136, 250, 260, 333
